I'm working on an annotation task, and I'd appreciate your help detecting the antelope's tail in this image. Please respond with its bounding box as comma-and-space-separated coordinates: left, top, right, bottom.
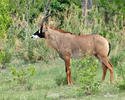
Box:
108, 42, 111, 56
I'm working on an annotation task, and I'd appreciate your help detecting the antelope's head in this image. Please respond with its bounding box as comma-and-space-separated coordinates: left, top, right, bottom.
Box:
31, 27, 45, 39
31, 0, 54, 39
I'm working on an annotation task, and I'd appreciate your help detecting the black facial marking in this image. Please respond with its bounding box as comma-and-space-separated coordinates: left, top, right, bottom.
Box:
32, 29, 45, 38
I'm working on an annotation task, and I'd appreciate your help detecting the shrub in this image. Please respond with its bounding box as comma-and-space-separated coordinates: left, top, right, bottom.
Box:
116, 61, 125, 89
21, 37, 53, 63
111, 46, 125, 89
0, 38, 15, 68
0, 0, 13, 39
71, 53, 100, 95
0, 49, 12, 68
0, 50, 12, 64
55, 72, 67, 86
11, 66, 36, 85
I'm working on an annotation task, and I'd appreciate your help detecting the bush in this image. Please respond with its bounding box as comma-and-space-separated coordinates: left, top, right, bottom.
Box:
55, 72, 67, 86
11, 66, 36, 85
0, 38, 15, 68
0, 0, 13, 39
71, 53, 100, 95
0, 50, 12, 67
116, 61, 125, 89
21, 37, 54, 63
111, 46, 125, 89
0, 45, 13, 68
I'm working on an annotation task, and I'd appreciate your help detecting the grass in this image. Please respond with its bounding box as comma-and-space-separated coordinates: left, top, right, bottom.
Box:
0, 58, 125, 100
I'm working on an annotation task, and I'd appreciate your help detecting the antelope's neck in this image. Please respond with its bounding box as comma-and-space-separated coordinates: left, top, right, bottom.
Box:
45, 28, 73, 52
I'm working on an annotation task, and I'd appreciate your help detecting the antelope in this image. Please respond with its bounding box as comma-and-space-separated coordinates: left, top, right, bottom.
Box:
31, 0, 113, 84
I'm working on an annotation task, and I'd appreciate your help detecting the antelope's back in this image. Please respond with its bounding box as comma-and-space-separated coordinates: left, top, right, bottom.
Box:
70, 34, 109, 58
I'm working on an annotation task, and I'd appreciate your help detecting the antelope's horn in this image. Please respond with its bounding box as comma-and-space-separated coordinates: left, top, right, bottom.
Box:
40, 0, 51, 27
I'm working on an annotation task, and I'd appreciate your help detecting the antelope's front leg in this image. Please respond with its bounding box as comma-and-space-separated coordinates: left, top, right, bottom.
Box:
65, 57, 72, 85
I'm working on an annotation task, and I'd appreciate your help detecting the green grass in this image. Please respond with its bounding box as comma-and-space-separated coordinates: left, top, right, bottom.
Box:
0, 58, 125, 100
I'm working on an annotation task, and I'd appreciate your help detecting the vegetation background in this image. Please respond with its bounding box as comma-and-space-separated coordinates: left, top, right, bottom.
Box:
0, 0, 125, 99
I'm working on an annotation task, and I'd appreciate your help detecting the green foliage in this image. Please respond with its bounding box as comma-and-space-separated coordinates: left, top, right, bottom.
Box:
0, 0, 13, 39
116, 61, 125, 89
99, 83, 119, 95
9, 0, 82, 25
96, 0, 125, 28
0, 49, 12, 67
9, 0, 44, 23
0, 38, 15, 68
51, 0, 68, 12
0, 59, 124, 100
11, 66, 36, 84
55, 72, 67, 86
71, 54, 100, 95
50, 0, 81, 12
53, 4, 83, 34
0, 51, 5, 63
20, 36, 53, 63
117, 63, 125, 80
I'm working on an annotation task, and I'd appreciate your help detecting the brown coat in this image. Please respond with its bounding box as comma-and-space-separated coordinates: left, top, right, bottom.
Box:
45, 26, 109, 60
38, 25, 113, 84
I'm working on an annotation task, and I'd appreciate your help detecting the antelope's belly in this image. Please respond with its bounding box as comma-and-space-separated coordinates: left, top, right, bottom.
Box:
71, 49, 95, 59
71, 50, 84, 59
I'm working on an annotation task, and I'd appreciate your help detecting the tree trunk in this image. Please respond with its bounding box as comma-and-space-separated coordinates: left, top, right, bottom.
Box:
33, 0, 36, 5
88, 0, 93, 9
81, 0, 88, 24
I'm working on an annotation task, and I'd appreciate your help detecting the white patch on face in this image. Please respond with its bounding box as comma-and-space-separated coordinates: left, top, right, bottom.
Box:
31, 35, 39, 40
39, 29, 41, 33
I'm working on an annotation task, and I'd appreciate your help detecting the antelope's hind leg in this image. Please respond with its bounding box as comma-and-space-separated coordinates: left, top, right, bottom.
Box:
99, 56, 113, 83
101, 63, 107, 81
